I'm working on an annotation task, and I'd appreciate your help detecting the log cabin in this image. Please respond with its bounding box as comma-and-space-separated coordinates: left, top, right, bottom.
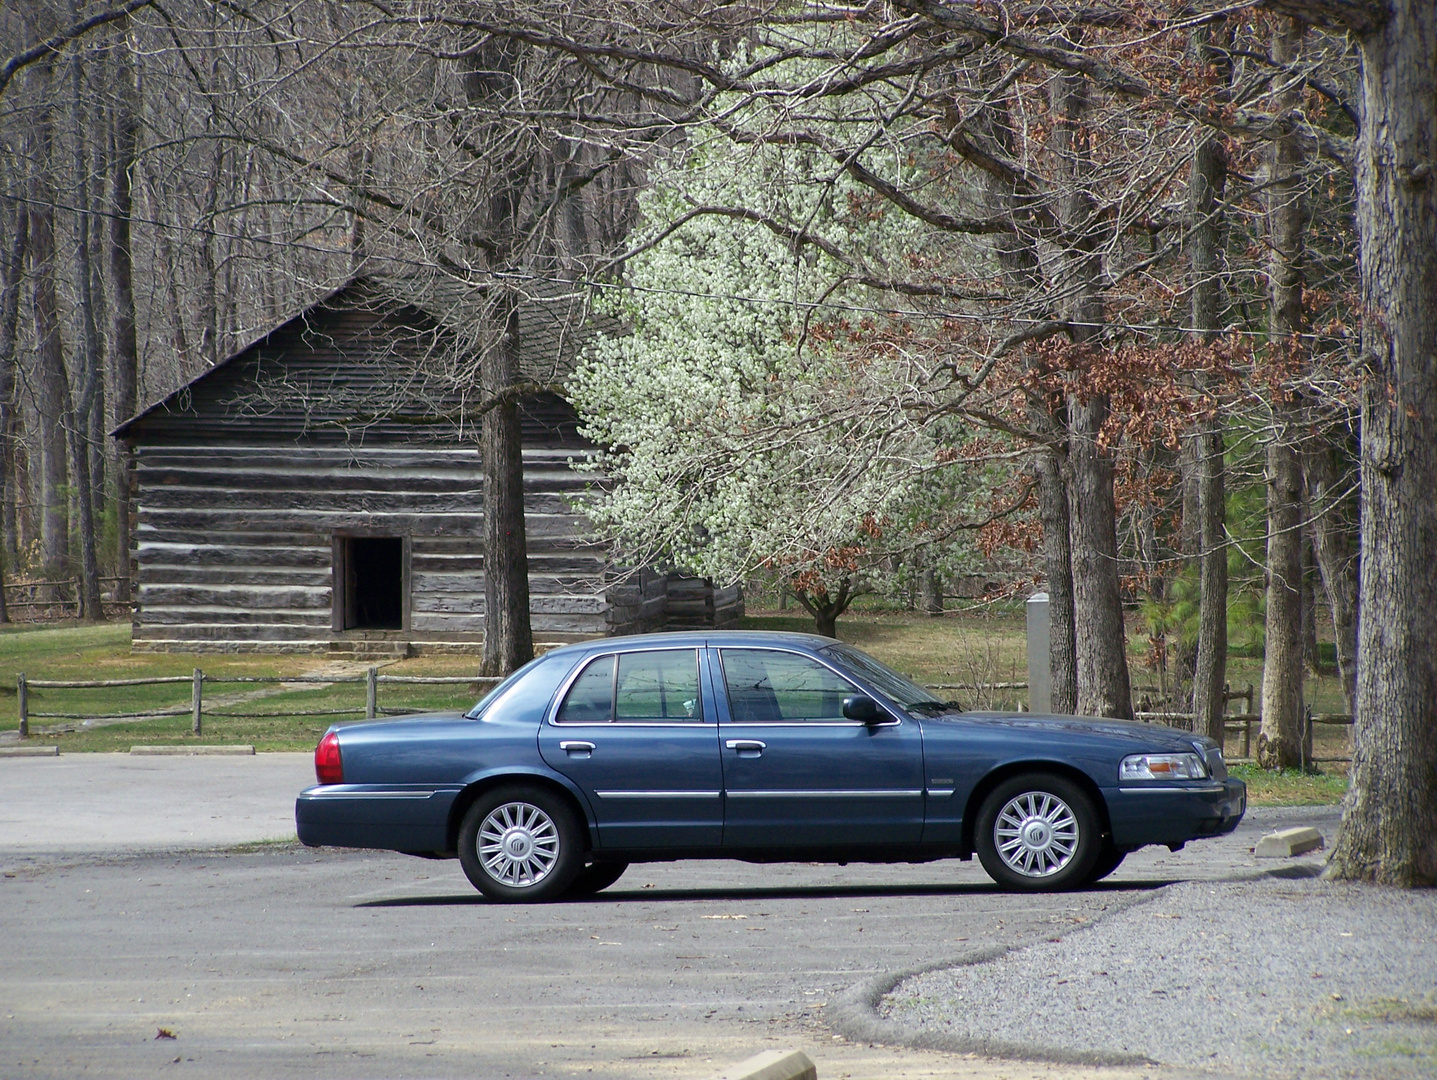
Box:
112, 277, 740, 655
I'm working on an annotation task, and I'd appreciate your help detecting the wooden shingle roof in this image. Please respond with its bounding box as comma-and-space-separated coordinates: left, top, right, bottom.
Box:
113, 276, 605, 448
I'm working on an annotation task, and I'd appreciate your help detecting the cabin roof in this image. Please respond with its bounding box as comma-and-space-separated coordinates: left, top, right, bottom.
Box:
112, 275, 606, 447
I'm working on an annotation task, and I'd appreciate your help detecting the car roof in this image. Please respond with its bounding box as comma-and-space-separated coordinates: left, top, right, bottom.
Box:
539, 629, 836, 659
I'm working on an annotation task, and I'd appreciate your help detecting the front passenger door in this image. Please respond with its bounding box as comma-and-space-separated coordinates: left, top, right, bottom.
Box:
715, 647, 925, 848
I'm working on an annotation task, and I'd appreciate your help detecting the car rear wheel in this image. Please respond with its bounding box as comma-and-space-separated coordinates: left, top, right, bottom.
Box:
564, 861, 629, 898
458, 786, 582, 902
975, 774, 1099, 891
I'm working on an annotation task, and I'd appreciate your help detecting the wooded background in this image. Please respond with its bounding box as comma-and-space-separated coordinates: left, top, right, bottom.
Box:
0, 0, 1432, 884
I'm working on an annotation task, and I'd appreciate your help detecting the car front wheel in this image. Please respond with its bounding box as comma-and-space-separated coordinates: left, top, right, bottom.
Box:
564, 860, 629, 898
458, 786, 582, 902
975, 774, 1099, 891
1084, 842, 1127, 884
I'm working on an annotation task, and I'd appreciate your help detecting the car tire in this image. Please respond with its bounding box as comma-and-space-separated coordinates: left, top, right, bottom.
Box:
564, 861, 629, 898
975, 774, 1100, 892
1084, 842, 1127, 884
458, 785, 583, 902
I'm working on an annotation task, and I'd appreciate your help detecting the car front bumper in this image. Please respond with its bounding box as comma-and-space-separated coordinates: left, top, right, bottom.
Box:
1105, 777, 1247, 849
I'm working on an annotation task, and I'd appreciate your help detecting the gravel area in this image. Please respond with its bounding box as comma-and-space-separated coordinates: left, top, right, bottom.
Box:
880, 873, 1437, 1078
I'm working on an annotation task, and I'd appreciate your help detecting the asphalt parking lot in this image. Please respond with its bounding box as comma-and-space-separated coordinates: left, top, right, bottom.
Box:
4, 751, 1419, 1080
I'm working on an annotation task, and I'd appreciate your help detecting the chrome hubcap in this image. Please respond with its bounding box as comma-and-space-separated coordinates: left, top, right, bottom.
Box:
478, 801, 559, 887
994, 791, 1079, 878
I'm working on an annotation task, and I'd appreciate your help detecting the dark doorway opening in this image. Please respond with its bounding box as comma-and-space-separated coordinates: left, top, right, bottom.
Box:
340, 537, 404, 630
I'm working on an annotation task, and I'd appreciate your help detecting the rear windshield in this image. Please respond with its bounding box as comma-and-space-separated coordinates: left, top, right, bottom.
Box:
465, 655, 548, 719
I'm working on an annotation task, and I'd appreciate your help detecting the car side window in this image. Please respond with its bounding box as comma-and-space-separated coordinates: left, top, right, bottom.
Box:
555, 655, 615, 723
615, 650, 702, 722
720, 649, 858, 723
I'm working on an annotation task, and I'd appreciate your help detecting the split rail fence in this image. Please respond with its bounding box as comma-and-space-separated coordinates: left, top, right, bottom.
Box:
2, 577, 131, 621
14, 669, 503, 738
12, 672, 1354, 767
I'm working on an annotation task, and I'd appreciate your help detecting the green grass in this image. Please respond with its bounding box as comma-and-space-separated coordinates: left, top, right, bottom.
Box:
0, 622, 492, 752
1230, 762, 1348, 806
742, 608, 1030, 709
3, 615, 1354, 806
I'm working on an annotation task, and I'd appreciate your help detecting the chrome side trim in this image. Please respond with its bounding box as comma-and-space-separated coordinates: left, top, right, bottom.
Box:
303, 789, 436, 800
1117, 784, 1228, 795
725, 789, 924, 799
720, 720, 896, 729
926, 788, 956, 798
594, 790, 721, 800
550, 720, 710, 728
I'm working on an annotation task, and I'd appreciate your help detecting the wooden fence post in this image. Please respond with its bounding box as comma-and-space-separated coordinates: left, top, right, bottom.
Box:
192, 669, 203, 735
17, 672, 26, 738
366, 666, 377, 719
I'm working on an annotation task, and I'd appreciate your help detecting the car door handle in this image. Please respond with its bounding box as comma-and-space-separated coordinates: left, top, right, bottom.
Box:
725, 739, 766, 755
559, 741, 596, 756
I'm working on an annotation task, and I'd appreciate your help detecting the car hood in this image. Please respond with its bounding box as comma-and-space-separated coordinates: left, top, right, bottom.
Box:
938, 711, 1208, 750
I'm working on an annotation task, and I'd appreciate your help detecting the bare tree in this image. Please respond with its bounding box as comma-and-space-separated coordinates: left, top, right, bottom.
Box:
1261, 0, 1437, 887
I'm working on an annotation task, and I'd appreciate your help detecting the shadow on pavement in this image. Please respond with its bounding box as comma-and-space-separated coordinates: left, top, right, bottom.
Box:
355, 878, 1171, 907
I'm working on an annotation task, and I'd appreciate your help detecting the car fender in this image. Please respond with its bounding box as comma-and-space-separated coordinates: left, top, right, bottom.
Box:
957, 754, 1113, 846
445, 763, 600, 850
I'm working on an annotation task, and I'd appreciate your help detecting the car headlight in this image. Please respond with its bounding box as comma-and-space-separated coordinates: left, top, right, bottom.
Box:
1120, 752, 1209, 781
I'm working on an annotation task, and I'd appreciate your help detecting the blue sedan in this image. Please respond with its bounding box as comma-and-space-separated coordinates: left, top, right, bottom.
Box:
296, 631, 1245, 900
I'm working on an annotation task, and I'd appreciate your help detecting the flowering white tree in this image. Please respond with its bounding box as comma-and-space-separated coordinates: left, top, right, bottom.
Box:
569, 116, 1001, 634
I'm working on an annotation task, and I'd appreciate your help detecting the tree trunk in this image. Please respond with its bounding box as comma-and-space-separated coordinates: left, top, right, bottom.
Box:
197, 145, 222, 369
28, 134, 71, 580
1305, 439, 1358, 711
1053, 66, 1132, 721
68, 56, 103, 621
1186, 100, 1230, 744
466, 40, 537, 677
481, 291, 534, 676
109, 32, 140, 606
794, 577, 853, 639
1319, 0, 1437, 887
1257, 19, 1307, 771
919, 561, 942, 616
1259, 440, 1306, 768
0, 201, 24, 625
1193, 424, 1228, 743
1067, 394, 1133, 720
1036, 451, 1079, 714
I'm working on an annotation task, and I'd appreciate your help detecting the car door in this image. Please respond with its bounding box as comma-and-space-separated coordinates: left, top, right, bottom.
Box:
713, 646, 925, 848
538, 646, 723, 849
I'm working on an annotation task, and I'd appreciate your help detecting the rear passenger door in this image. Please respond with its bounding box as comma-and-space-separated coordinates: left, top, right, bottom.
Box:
538, 647, 723, 849
714, 647, 925, 848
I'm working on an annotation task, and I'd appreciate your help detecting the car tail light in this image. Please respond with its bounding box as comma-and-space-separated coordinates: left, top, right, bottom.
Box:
315, 731, 343, 785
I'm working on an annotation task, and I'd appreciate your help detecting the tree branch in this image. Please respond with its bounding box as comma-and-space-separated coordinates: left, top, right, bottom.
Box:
0, 0, 155, 99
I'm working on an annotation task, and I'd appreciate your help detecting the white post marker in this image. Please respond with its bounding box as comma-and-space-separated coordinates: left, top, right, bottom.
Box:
1026, 591, 1051, 714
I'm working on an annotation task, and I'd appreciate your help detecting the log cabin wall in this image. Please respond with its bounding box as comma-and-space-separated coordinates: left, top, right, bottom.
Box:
116, 280, 618, 655
130, 444, 608, 653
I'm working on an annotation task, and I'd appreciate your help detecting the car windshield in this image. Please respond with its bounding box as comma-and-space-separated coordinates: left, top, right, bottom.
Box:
465, 656, 545, 719
819, 643, 953, 718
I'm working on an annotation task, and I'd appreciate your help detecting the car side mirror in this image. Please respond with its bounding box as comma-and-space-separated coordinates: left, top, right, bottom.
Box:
842, 695, 881, 723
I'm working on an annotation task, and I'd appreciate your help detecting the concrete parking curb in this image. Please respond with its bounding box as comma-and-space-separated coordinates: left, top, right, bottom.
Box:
827, 898, 1158, 1068
711, 1049, 816, 1080
1254, 826, 1324, 857
0, 745, 58, 757
129, 744, 256, 756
